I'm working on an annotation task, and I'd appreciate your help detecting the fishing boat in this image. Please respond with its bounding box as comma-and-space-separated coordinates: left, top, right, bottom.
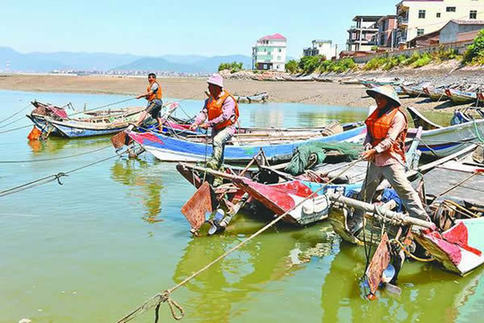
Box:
406, 106, 484, 157
329, 145, 484, 277
27, 101, 183, 138
127, 123, 365, 163
234, 92, 269, 103
445, 88, 478, 105
401, 84, 428, 97
422, 86, 449, 101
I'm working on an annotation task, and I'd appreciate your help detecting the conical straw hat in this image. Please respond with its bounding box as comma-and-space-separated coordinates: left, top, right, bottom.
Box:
366, 85, 401, 106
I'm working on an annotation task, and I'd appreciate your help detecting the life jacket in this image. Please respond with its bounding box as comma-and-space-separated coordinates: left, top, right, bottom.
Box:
206, 91, 239, 131
147, 81, 162, 102
365, 106, 407, 162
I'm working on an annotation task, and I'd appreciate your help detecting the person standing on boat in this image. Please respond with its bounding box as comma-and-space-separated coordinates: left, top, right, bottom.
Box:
347, 85, 428, 235
135, 73, 163, 129
189, 73, 239, 171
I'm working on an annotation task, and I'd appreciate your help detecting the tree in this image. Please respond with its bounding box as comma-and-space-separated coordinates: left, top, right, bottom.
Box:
285, 60, 298, 73
218, 61, 244, 73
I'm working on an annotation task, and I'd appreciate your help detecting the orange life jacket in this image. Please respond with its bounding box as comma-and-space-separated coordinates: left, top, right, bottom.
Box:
206, 91, 239, 131
365, 106, 407, 162
147, 81, 162, 102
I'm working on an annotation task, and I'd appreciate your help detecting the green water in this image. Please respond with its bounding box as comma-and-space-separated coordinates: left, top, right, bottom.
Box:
0, 90, 481, 323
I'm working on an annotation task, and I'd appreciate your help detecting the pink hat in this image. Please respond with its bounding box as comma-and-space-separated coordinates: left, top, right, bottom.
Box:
207, 73, 224, 88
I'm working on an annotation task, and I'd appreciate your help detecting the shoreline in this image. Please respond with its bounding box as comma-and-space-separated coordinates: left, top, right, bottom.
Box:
0, 74, 473, 112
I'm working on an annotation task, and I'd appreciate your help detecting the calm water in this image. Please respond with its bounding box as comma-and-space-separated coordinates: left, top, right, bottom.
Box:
0, 89, 481, 323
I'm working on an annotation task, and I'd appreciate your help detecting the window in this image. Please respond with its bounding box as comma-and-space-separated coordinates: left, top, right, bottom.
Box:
436, 12, 441, 18
446, 7, 456, 12
418, 10, 426, 19
417, 29, 425, 36
278, 48, 282, 52
470, 10, 477, 19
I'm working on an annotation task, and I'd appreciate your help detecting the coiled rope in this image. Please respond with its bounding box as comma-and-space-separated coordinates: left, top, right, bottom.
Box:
117, 158, 363, 323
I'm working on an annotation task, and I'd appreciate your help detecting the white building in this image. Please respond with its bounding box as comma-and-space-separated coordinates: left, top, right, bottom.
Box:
252, 33, 287, 72
396, 0, 484, 45
347, 16, 382, 51
303, 40, 338, 60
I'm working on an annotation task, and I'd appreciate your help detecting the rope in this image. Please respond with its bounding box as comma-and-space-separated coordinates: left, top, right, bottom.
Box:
68, 97, 137, 118
0, 103, 30, 125
0, 124, 31, 134
0, 115, 28, 129
0, 145, 111, 163
117, 158, 363, 323
0, 149, 127, 198
390, 239, 435, 263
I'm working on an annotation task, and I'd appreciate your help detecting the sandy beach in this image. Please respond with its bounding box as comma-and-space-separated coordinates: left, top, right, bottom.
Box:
0, 74, 467, 111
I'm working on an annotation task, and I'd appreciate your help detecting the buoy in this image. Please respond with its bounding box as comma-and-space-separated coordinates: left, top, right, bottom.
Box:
27, 126, 42, 141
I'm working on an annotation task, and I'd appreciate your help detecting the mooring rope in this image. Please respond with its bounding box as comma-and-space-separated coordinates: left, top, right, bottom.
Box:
0, 124, 31, 134
67, 97, 138, 118
0, 145, 111, 163
0, 103, 31, 125
0, 149, 127, 198
116, 157, 363, 323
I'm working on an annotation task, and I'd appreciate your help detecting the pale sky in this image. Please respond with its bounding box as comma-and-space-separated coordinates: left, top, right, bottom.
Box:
0, 0, 396, 57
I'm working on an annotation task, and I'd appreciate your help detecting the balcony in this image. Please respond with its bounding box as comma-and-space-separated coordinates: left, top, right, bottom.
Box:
398, 16, 408, 26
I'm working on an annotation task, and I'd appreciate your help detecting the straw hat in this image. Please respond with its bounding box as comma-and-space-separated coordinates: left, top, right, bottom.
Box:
366, 85, 401, 106
207, 73, 224, 88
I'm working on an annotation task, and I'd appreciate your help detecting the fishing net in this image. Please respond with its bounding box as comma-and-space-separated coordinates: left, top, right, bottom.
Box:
284, 142, 363, 176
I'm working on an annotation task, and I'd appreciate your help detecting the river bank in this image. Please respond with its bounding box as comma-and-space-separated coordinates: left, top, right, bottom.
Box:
0, 73, 478, 112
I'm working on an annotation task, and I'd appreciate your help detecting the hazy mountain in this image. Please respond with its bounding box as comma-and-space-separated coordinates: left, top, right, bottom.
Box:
0, 46, 252, 73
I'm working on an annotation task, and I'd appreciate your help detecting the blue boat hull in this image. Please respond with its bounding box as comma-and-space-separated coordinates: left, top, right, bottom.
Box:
129, 126, 366, 162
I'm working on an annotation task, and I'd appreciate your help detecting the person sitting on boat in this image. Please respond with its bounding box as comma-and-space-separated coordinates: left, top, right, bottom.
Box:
135, 73, 163, 129
347, 85, 428, 235
189, 73, 239, 171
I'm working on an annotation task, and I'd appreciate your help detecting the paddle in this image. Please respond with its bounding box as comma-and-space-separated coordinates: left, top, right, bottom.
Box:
181, 182, 214, 235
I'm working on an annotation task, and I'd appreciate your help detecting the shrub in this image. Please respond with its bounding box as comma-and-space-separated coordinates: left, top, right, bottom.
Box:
464, 29, 484, 64
218, 62, 243, 73
413, 53, 432, 67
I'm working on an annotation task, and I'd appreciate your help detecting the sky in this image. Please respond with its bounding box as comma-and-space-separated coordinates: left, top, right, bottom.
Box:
0, 0, 397, 58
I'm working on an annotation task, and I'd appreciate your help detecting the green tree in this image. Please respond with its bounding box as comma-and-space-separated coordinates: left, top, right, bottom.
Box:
218, 61, 244, 73
285, 60, 299, 73
464, 29, 484, 64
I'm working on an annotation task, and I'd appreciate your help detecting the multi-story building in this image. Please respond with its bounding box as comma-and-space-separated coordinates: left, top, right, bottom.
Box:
302, 40, 338, 60
376, 15, 398, 48
396, 0, 484, 46
347, 15, 382, 51
252, 33, 287, 72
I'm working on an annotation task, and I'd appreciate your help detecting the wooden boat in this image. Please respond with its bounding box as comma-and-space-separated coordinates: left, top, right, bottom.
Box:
406, 106, 484, 157
329, 145, 484, 276
422, 86, 449, 101
401, 84, 428, 97
234, 92, 269, 103
27, 101, 185, 138
128, 123, 365, 163
445, 88, 477, 105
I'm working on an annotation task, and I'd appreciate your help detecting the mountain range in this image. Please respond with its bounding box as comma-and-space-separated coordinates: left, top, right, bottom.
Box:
0, 47, 252, 74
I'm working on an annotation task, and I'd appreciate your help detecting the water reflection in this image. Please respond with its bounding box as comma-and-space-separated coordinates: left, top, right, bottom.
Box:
173, 224, 335, 321
320, 242, 484, 322
110, 159, 163, 223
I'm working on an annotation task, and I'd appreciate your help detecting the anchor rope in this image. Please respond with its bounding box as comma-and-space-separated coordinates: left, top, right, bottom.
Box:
0, 148, 128, 198
0, 145, 111, 163
0, 103, 31, 125
390, 239, 435, 263
116, 158, 364, 323
0, 124, 31, 134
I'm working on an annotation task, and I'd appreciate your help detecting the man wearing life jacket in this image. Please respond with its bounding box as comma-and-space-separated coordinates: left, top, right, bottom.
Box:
135, 73, 163, 128
347, 85, 428, 235
190, 73, 239, 171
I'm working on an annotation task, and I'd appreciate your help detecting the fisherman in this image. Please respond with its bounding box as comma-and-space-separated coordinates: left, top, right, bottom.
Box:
135, 73, 163, 128
189, 73, 239, 172
347, 85, 428, 235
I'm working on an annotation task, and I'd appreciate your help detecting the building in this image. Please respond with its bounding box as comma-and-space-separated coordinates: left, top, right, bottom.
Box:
303, 40, 338, 60
252, 33, 287, 72
396, 0, 484, 46
439, 19, 484, 43
347, 15, 382, 51
376, 15, 398, 48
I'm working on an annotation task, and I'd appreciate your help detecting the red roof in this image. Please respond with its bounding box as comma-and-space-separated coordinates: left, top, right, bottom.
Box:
259, 33, 287, 41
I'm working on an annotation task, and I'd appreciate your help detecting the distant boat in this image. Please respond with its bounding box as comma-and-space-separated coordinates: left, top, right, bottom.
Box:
234, 92, 269, 103
445, 88, 478, 105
